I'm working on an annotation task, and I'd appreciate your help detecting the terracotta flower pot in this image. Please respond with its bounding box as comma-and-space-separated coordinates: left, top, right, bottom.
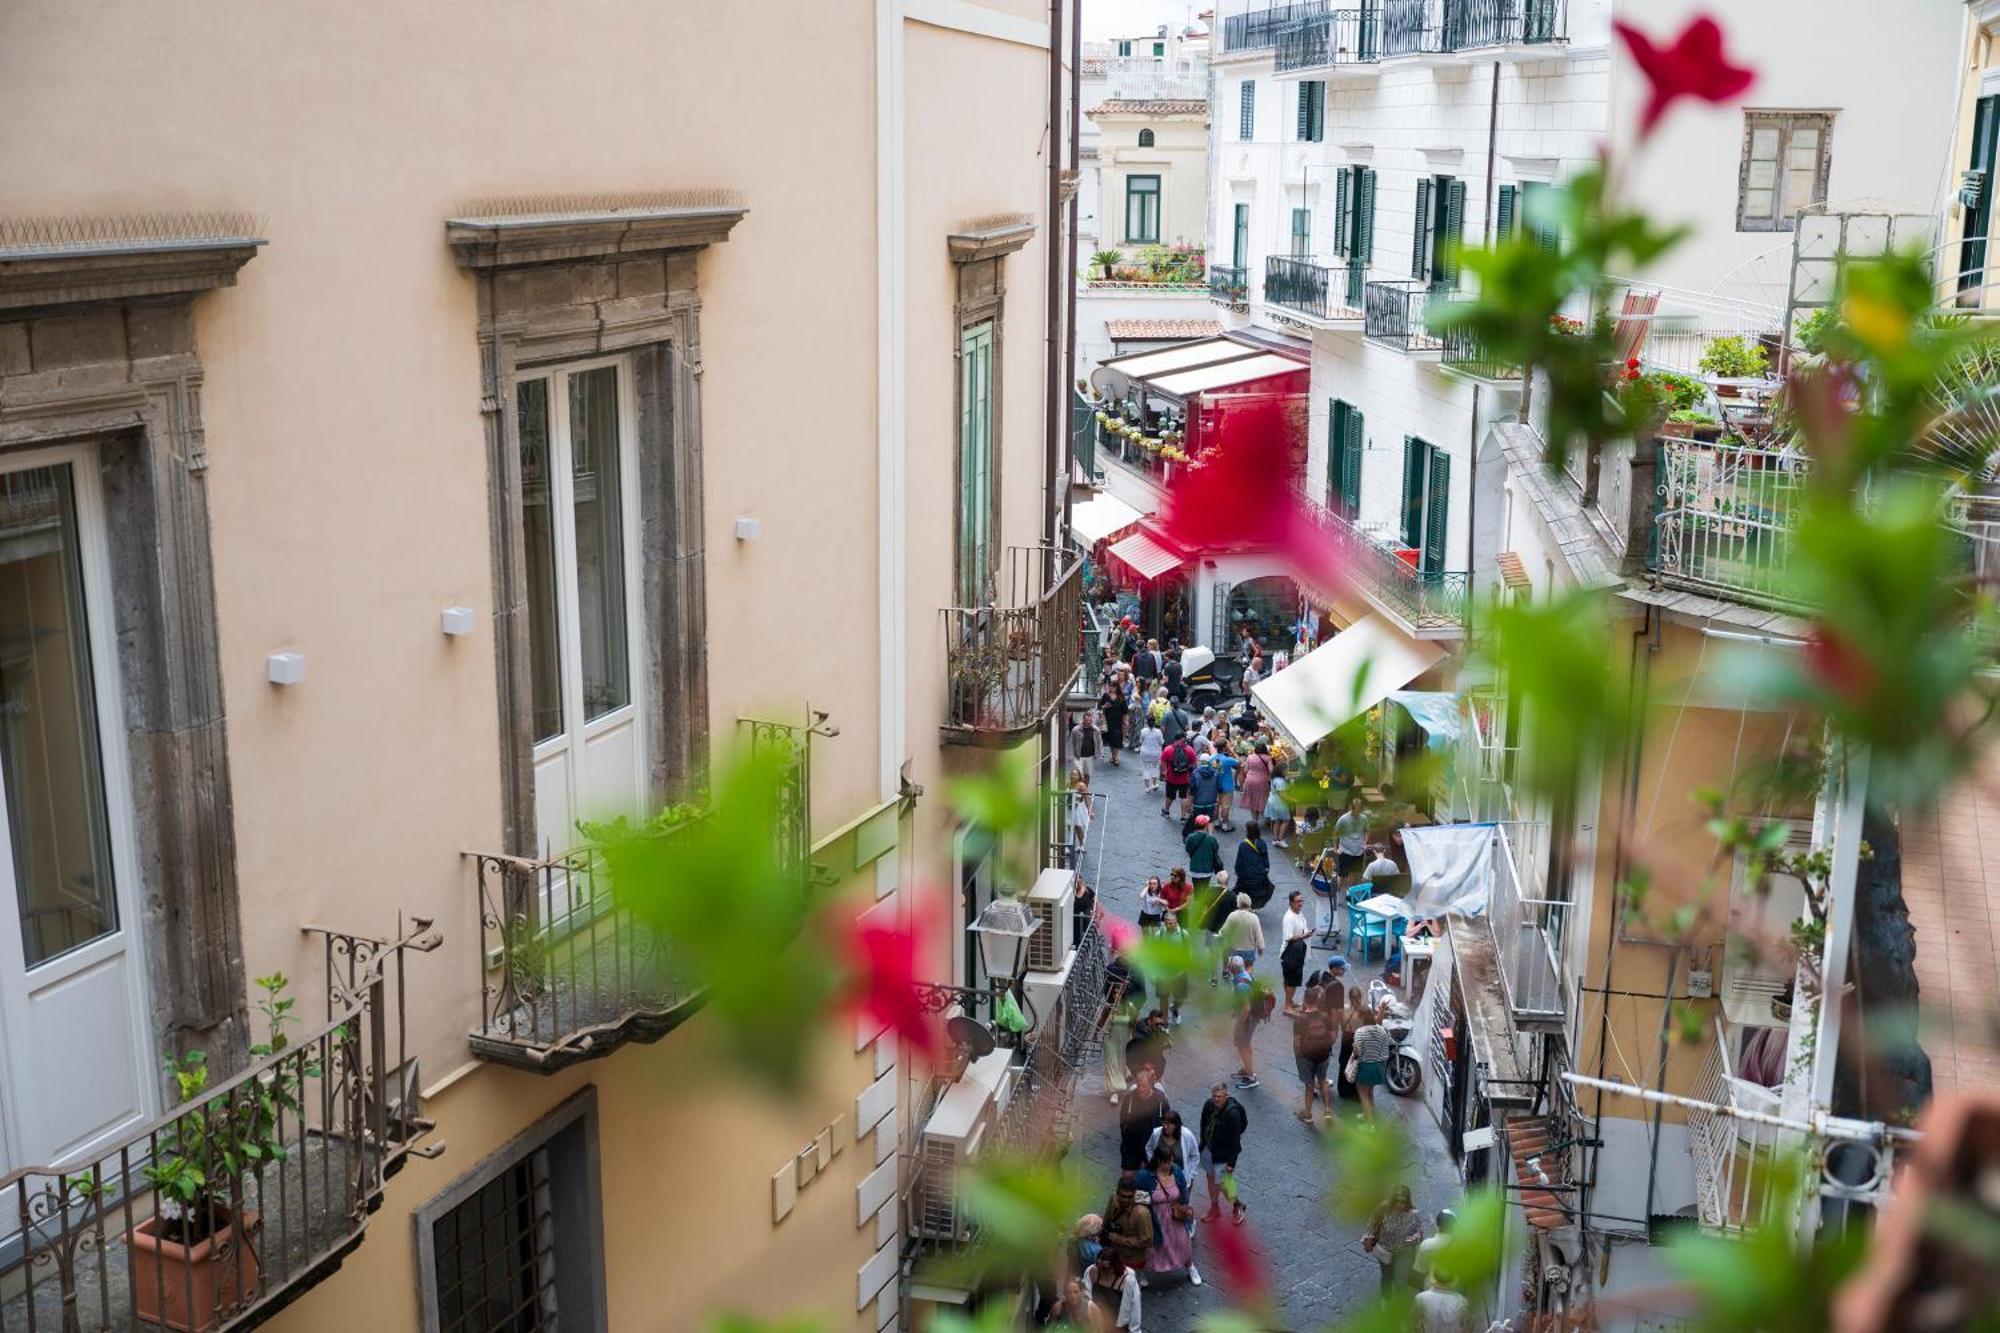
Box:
131, 1207, 261, 1333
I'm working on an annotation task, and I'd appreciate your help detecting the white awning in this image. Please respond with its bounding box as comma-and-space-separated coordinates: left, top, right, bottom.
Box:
1146, 352, 1303, 398
1069, 493, 1143, 546
1098, 336, 1262, 380
1250, 613, 1446, 752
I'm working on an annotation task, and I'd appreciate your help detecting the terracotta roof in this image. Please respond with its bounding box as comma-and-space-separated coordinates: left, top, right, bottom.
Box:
1085, 98, 1209, 119
1105, 318, 1223, 340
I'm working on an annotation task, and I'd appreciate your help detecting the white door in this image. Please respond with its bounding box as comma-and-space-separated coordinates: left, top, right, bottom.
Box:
0, 452, 153, 1175
516, 359, 647, 869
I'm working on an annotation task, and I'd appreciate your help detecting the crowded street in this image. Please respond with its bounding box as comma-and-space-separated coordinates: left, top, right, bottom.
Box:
1067, 722, 1460, 1330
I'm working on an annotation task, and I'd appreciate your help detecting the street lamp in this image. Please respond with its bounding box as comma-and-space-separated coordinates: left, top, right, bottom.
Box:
910, 892, 1043, 1052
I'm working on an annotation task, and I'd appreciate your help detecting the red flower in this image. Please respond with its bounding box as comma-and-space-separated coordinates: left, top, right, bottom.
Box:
1625, 367, 1641, 381
1804, 625, 1876, 707
1207, 1214, 1273, 1308
1615, 16, 1755, 138
841, 915, 942, 1059
1626, 357, 1641, 370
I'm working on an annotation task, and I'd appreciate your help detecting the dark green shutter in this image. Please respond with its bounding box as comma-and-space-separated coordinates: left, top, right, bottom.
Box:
1357, 168, 1377, 261
1297, 84, 1311, 140
1496, 184, 1518, 241
1412, 178, 1434, 279
1424, 450, 1451, 575
1401, 437, 1425, 549
1524, 182, 1559, 255
1333, 168, 1351, 257
1327, 400, 1346, 509
1441, 178, 1466, 287
1341, 405, 1364, 519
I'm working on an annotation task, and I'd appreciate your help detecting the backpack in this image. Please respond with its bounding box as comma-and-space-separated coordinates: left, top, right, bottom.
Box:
1299, 1008, 1336, 1059
1166, 744, 1195, 780
1252, 987, 1278, 1020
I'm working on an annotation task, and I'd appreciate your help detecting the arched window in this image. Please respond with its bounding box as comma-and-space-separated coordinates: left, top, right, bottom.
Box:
1138, 129, 1155, 147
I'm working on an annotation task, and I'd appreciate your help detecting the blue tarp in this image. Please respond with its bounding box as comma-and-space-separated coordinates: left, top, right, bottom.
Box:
1388, 690, 1462, 745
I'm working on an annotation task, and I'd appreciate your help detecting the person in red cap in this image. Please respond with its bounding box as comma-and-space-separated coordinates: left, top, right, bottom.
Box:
1183, 814, 1222, 894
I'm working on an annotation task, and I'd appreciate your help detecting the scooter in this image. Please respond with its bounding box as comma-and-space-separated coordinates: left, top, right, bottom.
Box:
1367, 980, 1423, 1098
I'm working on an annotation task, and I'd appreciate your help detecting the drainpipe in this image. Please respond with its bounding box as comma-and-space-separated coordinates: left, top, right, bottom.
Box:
1063, 0, 1082, 533
875, 0, 907, 810
1044, 0, 1069, 570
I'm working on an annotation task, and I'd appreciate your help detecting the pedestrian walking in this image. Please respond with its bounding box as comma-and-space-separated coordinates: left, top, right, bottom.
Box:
1308, 843, 1341, 944
1224, 952, 1272, 1089
1117, 1066, 1171, 1170
1137, 1145, 1202, 1285
1264, 770, 1292, 846
1197, 1083, 1250, 1224
1159, 735, 1197, 820
1333, 795, 1370, 880
1280, 890, 1313, 1013
1098, 679, 1128, 763
1415, 1273, 1474, 1333
1137, 717, 1164, 793
1144, 1110, 1201, 1179
1103, 1173, 1157, 1268
1216, 744, 1240, 831
1068, 771, 1093, 852
1242, 655, 1263, 695
1070, 710, 1103, 781
1137, 876, 1168, 932
1292, 982, 1338, 1126
1220, 894, 1266, 972
1154, 910, 1189, 1022
1163, 646, 1185, 701
1085, 1250, 1144, 1332
1233, 819, 1275, 908
1360, 1185, 1428, 1296
1133, 638, 1162, 694
1349, 1000, 1393, 1120
1183, 814, 1222, 888
1125, 1008, 1171, 1087
1237, 744, 1273, 828
1335, 983, 1363, 1106
1185, 754, 1221, 831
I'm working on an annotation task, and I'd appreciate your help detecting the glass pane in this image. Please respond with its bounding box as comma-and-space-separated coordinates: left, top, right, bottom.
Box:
0, 465, 119, 968
1749, 127, 1780, 159
517, 380, 564, 743
959, 325, 995, 605
1789, 126, 1820, 150
1746, 160, 1777, 189
1743, 188, 1775, 219
568, 367, 630, 722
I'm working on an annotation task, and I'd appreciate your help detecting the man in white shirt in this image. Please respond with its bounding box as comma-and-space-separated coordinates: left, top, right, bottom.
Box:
1363, 845, 1401, 887
1414, 1274, 1472, 1333
1333, 796, 1371, 878
1279, 890, 1313, 1014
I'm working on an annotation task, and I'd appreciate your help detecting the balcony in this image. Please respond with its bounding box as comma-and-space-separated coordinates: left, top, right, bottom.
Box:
1439, 313, 1524, 383
1364, 279, 1446, 354
1208, 263, 1249, 307
1264, 255, 1366, 327
1273, 8, 1380, 76
1220, 1, 1329, 54
0, 921, 439, 1332
1381, 0, 1566, 61
1490, 824, 1570, 1027
942, 546, 1085, 745
1292, 481, 1470, 635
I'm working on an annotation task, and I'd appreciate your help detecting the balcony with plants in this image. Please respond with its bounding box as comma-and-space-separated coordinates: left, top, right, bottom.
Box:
0, 924, 440, 1333
942, 546, 1086, 745
1208, 262, 1249, 307
1088, 394, 1199, 487
1264, 254, 1367, 326
1085, 244, 1208, 292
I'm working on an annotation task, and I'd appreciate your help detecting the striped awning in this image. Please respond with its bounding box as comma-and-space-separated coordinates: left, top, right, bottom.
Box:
1106, 527, 1187, 582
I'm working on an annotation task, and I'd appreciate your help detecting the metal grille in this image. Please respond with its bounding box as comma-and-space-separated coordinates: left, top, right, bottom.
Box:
433, 1148, 558, 1332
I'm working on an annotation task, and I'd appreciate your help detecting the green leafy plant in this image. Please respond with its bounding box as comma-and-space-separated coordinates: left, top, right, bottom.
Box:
1793, 304, 1838, 356
1089, 249, 1122, 279
1699, 333, 1771, 379
1669, 408, 1718, 425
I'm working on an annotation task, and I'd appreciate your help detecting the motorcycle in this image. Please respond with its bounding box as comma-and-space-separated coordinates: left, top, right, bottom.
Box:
1367, 980, 1423, 1097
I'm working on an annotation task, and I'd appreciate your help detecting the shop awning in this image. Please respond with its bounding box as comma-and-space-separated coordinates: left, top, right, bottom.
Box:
1146, 352, 1304, 399
1251, 613, 1445, 752
1106, 527, 1187, 582
1098, 336, 1264, 381
1070, 493, 1144, 547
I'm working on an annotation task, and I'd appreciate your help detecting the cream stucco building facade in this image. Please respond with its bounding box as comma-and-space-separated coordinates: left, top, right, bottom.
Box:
0, 2, 1082, 1330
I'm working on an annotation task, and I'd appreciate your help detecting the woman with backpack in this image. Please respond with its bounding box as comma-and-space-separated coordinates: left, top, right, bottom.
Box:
1293, 984, 1339, 1126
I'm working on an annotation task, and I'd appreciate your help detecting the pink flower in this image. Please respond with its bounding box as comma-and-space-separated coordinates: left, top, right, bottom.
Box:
840, 916, 941, 1060
1101, 914, 1139, 954
1615, 16, 1755, 138
1207, 1215, 1272, 1308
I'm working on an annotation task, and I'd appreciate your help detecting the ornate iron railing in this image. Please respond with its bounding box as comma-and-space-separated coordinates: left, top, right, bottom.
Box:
1291, 481, 1470, 631
1208, 263, 1249, 304
1439, 304, 1522, 380
942, 547, 1085, 743
1364, 279, 1446, 352
1651, 439, 1809, 607
1491, 825, 1568, 1023
1221, 1, 1328, 52
1274, 7, 1380, 71
1264, 256, 1365, 321
1380, 0, 1563, 54
0, 919, 440, 1332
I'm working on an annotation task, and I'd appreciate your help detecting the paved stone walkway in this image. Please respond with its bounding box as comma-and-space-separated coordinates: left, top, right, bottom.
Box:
1069, 739, 1461, 1331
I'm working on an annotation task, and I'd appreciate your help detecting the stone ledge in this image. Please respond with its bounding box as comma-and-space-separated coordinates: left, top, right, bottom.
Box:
0, 238, 263, 314
445, 205, 747, 271
947, 219, 1037, 264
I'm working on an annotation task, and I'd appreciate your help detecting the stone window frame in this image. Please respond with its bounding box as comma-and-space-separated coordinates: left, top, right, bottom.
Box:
0, 233, 263, 1068
411, 1085, 608, 1333
1736, 110, 1835, 233
447, 204, 744, 855
946, 221, 1036, 609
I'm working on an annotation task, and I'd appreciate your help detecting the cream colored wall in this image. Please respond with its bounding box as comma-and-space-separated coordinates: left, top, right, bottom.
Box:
3, 1, 1062, 1328
1096, 114, 1210, 251
1944, 7, 1999, 304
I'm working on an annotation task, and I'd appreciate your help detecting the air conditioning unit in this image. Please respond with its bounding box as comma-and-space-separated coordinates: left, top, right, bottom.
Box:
1024, 867, 1077, 974
1721, 820, 1812, 1028
912, 1050, 1014, 1241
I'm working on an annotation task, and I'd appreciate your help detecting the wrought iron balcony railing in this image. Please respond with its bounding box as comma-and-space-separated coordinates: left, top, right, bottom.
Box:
942, 546, 1085, 744
1274, 8, 1380, 72
1221, 0, 1329, 52
1291, 481, 1470, 632
0, 920, 440, 1333
1491, 825, 1569, 1024
1381, 0, 1564, 56
1264, 256, 1366, 322
1364, 279, 1447, 352
1208, 263, 1249, 304
1439, 310, 1523, 381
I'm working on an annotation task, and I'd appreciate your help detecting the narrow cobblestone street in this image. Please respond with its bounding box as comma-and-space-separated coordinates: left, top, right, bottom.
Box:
1069, 736, 1461, 1331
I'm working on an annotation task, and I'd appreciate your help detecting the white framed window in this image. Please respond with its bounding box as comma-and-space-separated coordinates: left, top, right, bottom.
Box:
515, 357, 646, 854
1737, 112, 1832, 232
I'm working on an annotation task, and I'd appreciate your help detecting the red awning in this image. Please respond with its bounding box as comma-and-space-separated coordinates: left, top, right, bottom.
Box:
1106, 527, 1187, 582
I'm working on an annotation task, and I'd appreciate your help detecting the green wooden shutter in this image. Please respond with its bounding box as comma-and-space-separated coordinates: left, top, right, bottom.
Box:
1413, 178, 1433, 278
1333, 168, 1351, 257
1496, 184, 1518, 241
1341, 405, 1364, 519
1523, 182, 1559, 255
1400, 437, 1425, 549
1441, 178, 1466, 287
1297, 83, 1311, 140
1326, 400, 1346, 509
1357, 168, 1377, 262
1424, 450, 1451, 576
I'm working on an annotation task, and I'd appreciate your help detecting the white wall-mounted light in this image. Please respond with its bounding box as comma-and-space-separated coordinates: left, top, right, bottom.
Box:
267, 652, 306, 686
734, 516, 763, 541
441, 606, 476, 636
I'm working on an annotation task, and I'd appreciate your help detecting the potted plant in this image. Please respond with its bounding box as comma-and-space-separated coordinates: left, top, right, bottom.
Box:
1698, 334, 1770, 395
1664, 408, 1721, 441
1090, 249, 1122, 281
132, 975, 311, 1333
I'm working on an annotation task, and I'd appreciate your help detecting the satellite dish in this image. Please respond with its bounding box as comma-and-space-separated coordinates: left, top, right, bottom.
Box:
947, 1015, 997, 1059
